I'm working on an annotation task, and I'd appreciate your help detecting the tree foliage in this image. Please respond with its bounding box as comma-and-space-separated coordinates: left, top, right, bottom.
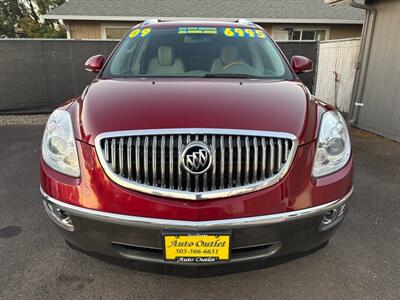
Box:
0, 0, 66, 38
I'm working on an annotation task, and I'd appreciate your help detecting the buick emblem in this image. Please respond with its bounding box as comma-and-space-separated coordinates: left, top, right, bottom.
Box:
181, 141, 212, 175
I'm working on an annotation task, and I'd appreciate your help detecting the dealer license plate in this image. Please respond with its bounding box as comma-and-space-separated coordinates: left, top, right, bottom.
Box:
163, 233, 231, 263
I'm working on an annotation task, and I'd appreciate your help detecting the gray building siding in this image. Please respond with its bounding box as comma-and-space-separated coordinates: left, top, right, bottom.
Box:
356, 0, 400, 141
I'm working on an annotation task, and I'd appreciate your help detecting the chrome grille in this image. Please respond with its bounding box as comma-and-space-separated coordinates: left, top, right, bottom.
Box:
95, 129, 297, 200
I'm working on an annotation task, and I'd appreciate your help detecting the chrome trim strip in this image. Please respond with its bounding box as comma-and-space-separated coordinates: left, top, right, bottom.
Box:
40, 186, 353, 230
95, 128, 298, 139
94, 128, 298, 201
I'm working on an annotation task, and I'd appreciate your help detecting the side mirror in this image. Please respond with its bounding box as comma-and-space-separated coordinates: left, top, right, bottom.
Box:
85, 55, 105, 73
291, 56, 313, 74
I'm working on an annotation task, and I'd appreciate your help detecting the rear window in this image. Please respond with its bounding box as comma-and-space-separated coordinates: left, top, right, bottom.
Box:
101, 26, 293, 80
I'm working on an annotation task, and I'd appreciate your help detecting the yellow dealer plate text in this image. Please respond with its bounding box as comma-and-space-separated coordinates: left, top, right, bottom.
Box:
164, 234, 230, 262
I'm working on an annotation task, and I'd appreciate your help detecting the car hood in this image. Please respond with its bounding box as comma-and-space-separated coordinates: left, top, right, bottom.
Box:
71, 78, 318, 145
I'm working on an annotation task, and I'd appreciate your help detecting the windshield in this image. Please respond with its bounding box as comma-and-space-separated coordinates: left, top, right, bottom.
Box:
101, 26, 293, 79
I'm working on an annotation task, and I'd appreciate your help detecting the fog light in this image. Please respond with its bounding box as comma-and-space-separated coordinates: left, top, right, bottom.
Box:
322, 209, 338, 225
55, 208, 73, 223
319, 201, 349, 231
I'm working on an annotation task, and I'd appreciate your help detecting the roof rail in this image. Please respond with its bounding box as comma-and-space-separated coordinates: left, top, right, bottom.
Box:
237, 19, 256, 27
142, 18, 159, 25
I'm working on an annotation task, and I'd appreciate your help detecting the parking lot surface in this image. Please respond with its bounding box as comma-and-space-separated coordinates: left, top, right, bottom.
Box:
0, 125, 399, 299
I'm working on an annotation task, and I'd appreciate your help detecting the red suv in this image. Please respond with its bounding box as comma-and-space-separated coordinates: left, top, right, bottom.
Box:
40, 20, 353, 267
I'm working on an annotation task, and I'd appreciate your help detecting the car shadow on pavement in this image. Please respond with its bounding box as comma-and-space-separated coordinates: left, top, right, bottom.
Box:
66, 240, 329, 278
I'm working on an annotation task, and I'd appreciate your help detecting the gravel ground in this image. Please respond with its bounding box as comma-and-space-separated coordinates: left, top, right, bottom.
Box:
0, 125, 399, 300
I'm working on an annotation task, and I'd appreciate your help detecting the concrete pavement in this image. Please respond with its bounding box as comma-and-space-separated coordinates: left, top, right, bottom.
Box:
0, 125, 399, 299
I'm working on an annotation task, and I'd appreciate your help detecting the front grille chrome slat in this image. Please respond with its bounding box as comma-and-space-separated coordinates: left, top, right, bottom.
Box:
203, 135, 208, 191
261, 138, 267, 180
135, 137, 141, 182
211, 135, 216, 190
277, 139, 283, 171
111, 138, 117, 172
96, 129, 297, 201
144, 137, 149, 185
228, 136, 233, 188
236, 136, 242, 186
244, 137, 250, 185
127, 137, 133, 179
285, 140, 289, 162
185, 136, 191, 191
220, 136, 225, 189
177, 135, 183, 190
119, 138, 124, 176
152, 136, 157, 186
160, 136, 166, 188
104, 139, 110, 162
169, 136, 174, 189
269, 138, 275, 176
253, 137, 258, 183
194, 135, 200, 192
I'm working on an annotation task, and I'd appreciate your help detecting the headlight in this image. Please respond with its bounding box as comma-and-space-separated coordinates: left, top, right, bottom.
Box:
312, 111, 351, 177
42, 110, 80, 177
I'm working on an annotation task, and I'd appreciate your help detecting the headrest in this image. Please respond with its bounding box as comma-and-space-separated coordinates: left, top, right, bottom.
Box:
158, 46, 175, 66
221, 45, 240, 65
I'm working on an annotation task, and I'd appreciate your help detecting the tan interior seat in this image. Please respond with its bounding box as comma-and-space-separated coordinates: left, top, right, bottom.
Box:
210, 45, 244, 73
147, 46, 185, 75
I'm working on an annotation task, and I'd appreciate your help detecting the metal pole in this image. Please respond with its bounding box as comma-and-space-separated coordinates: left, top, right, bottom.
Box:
348, 0, 377, 124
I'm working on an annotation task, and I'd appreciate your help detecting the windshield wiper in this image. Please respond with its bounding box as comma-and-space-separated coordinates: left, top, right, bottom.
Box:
203, 73, 261, 79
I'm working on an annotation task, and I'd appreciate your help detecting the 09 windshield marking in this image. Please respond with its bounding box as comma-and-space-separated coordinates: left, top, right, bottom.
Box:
129, 28, 152, 39
101, 26, 293, 80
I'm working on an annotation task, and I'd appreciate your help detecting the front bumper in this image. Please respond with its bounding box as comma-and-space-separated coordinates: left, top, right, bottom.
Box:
41, 186, 352, 266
